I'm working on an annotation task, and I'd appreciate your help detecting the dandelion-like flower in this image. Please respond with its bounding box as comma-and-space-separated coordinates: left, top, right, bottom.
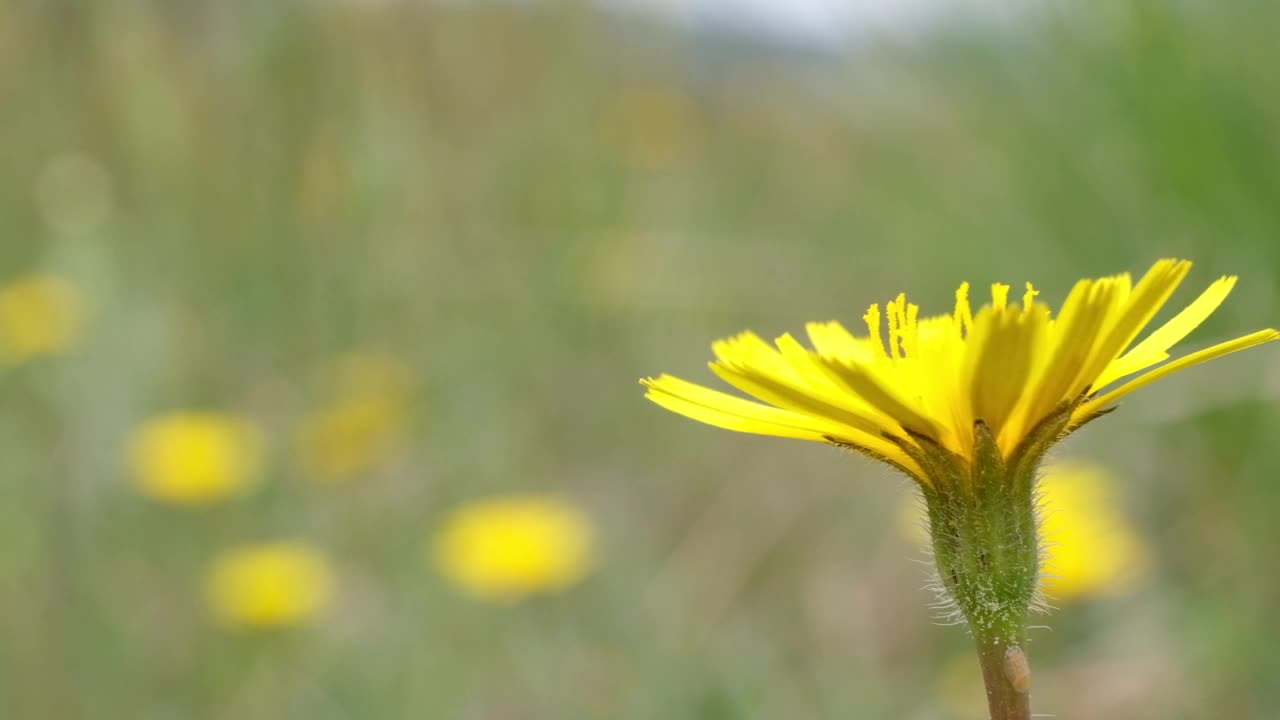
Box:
643, 259, 1275, 481
0, 274, 82, 364
205, 542, 335, 629
642, 259, 1277, 720
431, 495, 594, 603
128, 412, 264, 506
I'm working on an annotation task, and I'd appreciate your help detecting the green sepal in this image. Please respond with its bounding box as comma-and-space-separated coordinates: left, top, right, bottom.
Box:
1004, 400, 1077, 494
912, 420, 1046, 647
895, 429, 968, 495
824, 436, 929, 486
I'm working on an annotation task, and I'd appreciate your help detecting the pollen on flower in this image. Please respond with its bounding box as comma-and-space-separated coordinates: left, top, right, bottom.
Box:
953, 281, 973, 337
205, 542, 335, 629
1022, 282, 1039, 308
864, 303, 883, 353
128, 412, 263, 506
431, 495, 595, 603
992, 283, 1010, 310
903, 300, 920, 357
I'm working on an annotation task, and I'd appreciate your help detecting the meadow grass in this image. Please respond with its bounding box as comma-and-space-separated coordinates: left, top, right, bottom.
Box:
2, 2, 1279, 717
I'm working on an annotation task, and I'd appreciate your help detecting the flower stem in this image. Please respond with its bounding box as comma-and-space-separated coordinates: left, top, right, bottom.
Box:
907, 420, 1051, 720
976, 635, 1031, 720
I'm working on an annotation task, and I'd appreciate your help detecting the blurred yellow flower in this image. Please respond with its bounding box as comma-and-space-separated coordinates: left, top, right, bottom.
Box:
293, 351, 414, 482
432, 496, 595, 602
205, 542, 335, 629
129, 412, 264, 506
1039, 462, 1149, 601
898, 461, 1148, 603
0, 274, 82, 363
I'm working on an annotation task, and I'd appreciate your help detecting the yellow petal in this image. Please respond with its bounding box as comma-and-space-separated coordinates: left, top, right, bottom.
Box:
967, 304, 1047, 448
1093, 275, 1237, 389
641, 375, 922, 475
813, 357, 945, 442
710, 361, 893, 437
1012, 278, 1124, 434
1074, 329, 1280, 420
712, 332, 795, 378
1075, 259, 1191, 391
774, 332, 844, 388
642, 374, 835, 441
805, 320, 871, 360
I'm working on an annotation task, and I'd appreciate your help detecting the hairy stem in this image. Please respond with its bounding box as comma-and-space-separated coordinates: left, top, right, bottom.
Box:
910, 421, 1046, 720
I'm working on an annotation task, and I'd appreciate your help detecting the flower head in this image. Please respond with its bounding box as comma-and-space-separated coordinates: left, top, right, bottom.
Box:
205, 542, 335, 629
128, 412, 263, 506
0, 274, 82, 364
643, 259, 1277, 486
431, 495, 595, 603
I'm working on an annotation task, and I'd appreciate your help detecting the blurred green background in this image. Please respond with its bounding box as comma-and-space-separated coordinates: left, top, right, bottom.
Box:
4, 1, 1280, 717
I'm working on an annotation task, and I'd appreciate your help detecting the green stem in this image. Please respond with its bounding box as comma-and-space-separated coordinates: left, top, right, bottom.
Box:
910, 421, 1044, 720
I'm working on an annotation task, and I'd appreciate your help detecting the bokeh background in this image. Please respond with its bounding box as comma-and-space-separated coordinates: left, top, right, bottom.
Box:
4, 1, 1280, 717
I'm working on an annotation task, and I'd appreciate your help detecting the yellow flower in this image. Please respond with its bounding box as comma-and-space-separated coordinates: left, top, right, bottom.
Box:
1039, 462, 1148, 601
129, 412, 264, 506
431, 496, 595, 602
205, 542, 335, 629
897, 461, 1148, 602
293, 351, 414, 482
0, 274, 82, 363
643, 259, 1278, 484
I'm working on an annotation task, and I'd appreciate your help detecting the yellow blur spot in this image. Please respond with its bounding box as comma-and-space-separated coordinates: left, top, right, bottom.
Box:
1039, 462, 1149, 602
0, 274, 82, 363
129, 413, 263, 506
293, 351, 414, 483
205, 542, 334, 629
432, 496, 595, 603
